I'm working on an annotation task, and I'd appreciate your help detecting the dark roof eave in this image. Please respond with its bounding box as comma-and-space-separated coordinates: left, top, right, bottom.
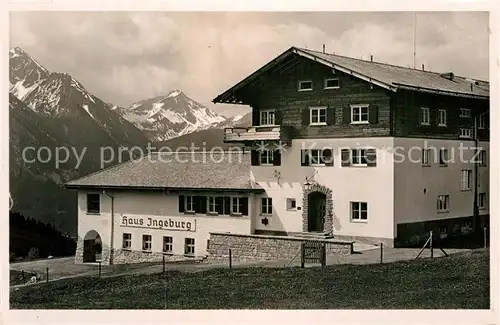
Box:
64, 184, 264, 193
393, 83, 489, 100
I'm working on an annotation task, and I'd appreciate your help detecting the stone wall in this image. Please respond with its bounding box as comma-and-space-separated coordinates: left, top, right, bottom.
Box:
112, 249, 197, 264
207, 232, 353, 262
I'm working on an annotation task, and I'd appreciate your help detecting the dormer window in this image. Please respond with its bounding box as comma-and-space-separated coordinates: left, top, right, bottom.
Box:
324, 77, 340, 89
298, 80, 313, 92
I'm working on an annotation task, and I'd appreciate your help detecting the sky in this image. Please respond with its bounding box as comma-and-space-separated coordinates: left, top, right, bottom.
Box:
10, 11, 489, 117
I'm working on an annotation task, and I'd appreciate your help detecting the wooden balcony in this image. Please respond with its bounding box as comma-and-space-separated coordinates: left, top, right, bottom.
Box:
223, 125, 295, 144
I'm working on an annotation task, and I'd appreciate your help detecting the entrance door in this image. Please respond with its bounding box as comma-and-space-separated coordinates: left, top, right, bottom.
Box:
308, 192, 326, 232
82, 230, 102, 263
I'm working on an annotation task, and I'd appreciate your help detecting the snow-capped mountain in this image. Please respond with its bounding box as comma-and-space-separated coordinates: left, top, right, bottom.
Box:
9, 47, 50, 100
117, 90, 227, 142
9, 47, 149, 234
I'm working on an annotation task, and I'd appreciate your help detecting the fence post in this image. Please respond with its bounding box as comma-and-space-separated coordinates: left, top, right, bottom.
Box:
321, 244, 326, 267
430, 231, 433, 258
22, 270, 25, 284
46, 267, 49, 283
163, 255, 165, 273
98, 261, 102, 277
300, 243, 305, 268
380, 243, 383, 264
229, 249, 232, 269
484, 227, 488, 248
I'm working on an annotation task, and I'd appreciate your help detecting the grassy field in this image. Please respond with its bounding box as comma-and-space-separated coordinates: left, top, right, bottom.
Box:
10, 249, 489, 309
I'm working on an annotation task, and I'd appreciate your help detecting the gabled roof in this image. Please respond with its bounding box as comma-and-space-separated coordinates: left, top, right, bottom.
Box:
65, 151, 263, 192
213, 46, 489, 104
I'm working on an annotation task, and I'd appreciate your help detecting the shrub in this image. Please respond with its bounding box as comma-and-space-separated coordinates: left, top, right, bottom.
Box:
27, 247, 40, 260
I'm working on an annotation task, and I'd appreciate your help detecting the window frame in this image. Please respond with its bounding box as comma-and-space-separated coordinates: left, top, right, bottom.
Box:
142, 234, 152, 252
231, 197, 243, 215
324, 77, 340, 89
286, 198, 297, 211
461, 169, 472, 191
261, 197, 273, 215
460, 108, 471, 118
459, 128, 472, 139
122, 233, 132, 250
309, 106, 327, 125
350, 201, 368, 222
260, 109, 276, 126
298, 80, 313, 92
260, 149, 274, 166
478, 193, 486, 209
478, 113, 485, 129
185, 195, 195, 213
351, 104, 369, 124
163, 236, 173, 254
86, 193, 101, 214
184, 238, 195, 256
437, 195, 450, 213
438, 109, 447, 127
351, 149, 368, 166
421, 107, 430, 125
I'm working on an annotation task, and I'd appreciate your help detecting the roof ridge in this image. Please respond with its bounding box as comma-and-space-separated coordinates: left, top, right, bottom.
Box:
297, 47, 487, 81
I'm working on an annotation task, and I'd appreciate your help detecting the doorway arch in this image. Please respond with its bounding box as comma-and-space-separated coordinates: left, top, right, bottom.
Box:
307, 192, 326, 232
83, 230, 102, 263
302, 182, 333, 234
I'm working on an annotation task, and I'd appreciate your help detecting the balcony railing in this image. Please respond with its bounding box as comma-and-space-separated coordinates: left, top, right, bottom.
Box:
224, 125, 294, 143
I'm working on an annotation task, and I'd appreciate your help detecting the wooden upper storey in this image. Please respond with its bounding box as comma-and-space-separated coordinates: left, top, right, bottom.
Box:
214, 47, 489, 141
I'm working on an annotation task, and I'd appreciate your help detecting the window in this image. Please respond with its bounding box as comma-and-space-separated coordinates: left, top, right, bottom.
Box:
437, 195, 449, 213
207, 196, 223, 214
439, 226, 448, 239
460, 108, 471, 118
310, 107, 327, 125
86, 193, 100, 214
260, 149, 274, 165
352, 149, 368, 166
438, 109, 447, 127
261, 197, 272, 215
421, 149, 430, 166
478, 193, 486, 209
421, 107, 430, 125
461, 220, 473, 234
122, 233, 132, 250
185, 238, 195, 255
478, 113, 485, 129
298, 80, 313, 91
351, 105, 369, 124
260, 110, 275, 126
231, 197, 243, 214
142, 234, 152, 252
324, 77, 340, 89
439, 149, 448, 166
163, 236, 173, 254
351, 202, 368, 221
459, 128, 472, 139
286, 198, 296, 211
186, 195, 194, 212
478, 150, 487, 166
461, 170, 472, 191
302, 149, 333, 166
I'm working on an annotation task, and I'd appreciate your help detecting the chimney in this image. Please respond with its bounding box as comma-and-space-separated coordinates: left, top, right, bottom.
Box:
471, 83, 474, 92
322, 44, 325, 53
440, 72, 455, 81
370, 55, 373, 62
422, 64, 425, 71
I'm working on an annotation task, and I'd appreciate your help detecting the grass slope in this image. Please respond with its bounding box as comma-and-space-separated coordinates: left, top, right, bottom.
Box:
10, 249, 489, 309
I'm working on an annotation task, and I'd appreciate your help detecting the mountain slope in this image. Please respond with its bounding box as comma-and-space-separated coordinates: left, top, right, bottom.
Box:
9, 48, 149, 234
117, 90, 227, 142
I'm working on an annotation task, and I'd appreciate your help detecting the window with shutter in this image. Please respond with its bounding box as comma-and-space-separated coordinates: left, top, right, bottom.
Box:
341, 149, 351, 167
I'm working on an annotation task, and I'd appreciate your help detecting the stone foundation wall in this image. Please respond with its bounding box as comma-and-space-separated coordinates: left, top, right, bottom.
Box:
112, 249, 198, 264
207, 233, 353, 262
